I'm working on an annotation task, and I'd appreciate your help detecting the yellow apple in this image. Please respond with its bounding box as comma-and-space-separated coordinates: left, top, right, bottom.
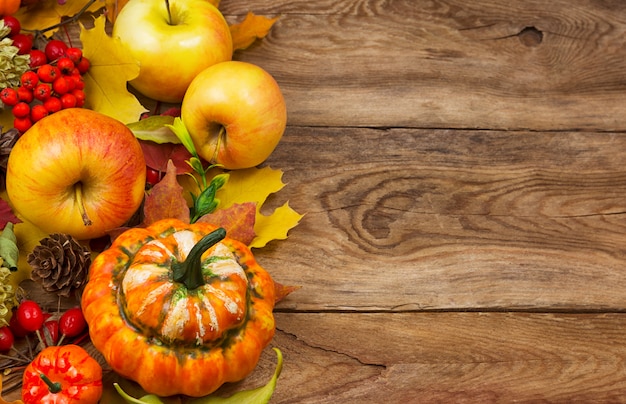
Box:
6, 108, 146, 240
181, 61, 287, 170
113, 0, 233, 103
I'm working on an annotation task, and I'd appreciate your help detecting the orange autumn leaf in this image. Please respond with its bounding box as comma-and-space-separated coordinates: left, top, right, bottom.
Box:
198, 202, 256, 245
0, 375, 23, 404
274, 281, 301, 303
230, 12, 279, 51
104, 0, 130, 24
143, 160, 190, 225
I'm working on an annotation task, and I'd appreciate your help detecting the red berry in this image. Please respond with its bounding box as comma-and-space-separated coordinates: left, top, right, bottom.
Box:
9, 313, 29, 338
20, 70, 39, 90
37, 64, 61, 83
12, 102, 30, 118
52, 76, 69, 94
13, 117, 32, 133
72, 88, 85, 107
28, 49, 47, 69
59, 307, 86, 338
44, 39, 68, 61
146, 167, 163, 186
43, 96, 62, 113
57, 57, 74, 75
16, 86, 33, 103
65, 47, 82, 64
60, 92, 76, 108
11, 34, 33, 55
0, 88, 18, 106
30, 104, 48, 122
69, 74, 84, 90
76, 56, 90, 74
15, 300, 44, 332
33, 82, 51, 101
0, 326, 14, 353
1, 16, 21, 36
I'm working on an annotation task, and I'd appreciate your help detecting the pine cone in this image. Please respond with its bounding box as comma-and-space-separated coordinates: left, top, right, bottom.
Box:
28, 233, 91, 298
0, 127, 18, 170
0, 127, 19, 191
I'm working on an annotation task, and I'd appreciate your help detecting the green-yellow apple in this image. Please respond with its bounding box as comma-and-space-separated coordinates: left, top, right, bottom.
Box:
181, 61, 287, 170
112, 0, 233, 103
6, 108, 146, 240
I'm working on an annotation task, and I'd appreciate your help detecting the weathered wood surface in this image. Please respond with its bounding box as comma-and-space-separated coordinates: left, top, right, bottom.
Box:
5, 0, 626, 402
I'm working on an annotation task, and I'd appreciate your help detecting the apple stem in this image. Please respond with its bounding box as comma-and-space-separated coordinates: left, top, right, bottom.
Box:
165, 0, 173, 25
212, 126, 226, 166
74, 182, 92, 227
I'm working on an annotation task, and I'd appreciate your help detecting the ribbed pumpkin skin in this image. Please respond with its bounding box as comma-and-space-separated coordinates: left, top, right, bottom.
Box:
81, 219, 276, 397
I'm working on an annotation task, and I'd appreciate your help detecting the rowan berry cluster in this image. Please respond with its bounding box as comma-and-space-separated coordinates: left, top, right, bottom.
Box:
0, 16, 90, 134
0, 300, 87, 353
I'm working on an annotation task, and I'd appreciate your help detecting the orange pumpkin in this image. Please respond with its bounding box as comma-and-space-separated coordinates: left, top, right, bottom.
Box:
81, 219, 276, 397
0, 0, 20, 16
22, 344, 103, 404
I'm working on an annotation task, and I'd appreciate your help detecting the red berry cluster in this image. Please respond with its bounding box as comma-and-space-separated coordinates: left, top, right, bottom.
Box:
0, 16, 91, 134
0, 300, 88, 353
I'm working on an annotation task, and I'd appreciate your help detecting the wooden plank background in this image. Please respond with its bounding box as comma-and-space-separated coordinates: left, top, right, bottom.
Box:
4, 0, 626, 402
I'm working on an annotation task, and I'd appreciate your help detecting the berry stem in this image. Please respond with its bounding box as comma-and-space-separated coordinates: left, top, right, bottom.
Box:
74, 182, 92, 227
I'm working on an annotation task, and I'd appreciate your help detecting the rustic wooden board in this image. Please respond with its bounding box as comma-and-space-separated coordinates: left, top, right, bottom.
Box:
262, 126, 626, 312
267, 312, 626, 402
222, 0, 626, 131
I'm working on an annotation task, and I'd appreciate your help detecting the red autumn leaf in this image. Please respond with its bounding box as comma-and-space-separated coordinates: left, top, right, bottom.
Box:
143, 160, 190, 225
140, 139, 193, 174
274, 281, 301, 303
0, 199, 21, 229
198, 202, 256, 245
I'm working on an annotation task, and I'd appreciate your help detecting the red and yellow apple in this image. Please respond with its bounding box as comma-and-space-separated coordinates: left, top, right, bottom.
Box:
112, 0, 233, 103
181, 61, 287, 170
6, 108, 146, 240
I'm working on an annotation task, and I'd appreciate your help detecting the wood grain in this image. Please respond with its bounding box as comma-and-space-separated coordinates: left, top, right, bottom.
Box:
262, 126, 626, 311
267, 312, 626, 402
221, 0, 626, 131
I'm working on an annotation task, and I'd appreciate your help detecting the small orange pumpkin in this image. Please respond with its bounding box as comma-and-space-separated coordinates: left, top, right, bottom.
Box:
0, 0, 20, 16
81, 219, 276, 397
22, 344, 103, 404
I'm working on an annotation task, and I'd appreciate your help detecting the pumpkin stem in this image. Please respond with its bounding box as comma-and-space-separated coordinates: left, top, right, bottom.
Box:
39, 373, 62, 394
172, 228, 226, 290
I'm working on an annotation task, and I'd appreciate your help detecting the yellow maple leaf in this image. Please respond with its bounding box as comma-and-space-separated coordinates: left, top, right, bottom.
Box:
251, 202, 303, 248
80, 15, 147, 124
179, 166, 302, 247
218, 166, 285, 206
215, 166, 303, 248
230, 12, 280, 51
14, 0, 105, 37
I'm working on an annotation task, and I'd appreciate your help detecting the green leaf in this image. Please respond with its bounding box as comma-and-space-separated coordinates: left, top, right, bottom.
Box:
114, 383, 165, 404
127, 116, 181, 144
187, 348, 283, 404
0, 223, 18, 270
166, 117, 198, 158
